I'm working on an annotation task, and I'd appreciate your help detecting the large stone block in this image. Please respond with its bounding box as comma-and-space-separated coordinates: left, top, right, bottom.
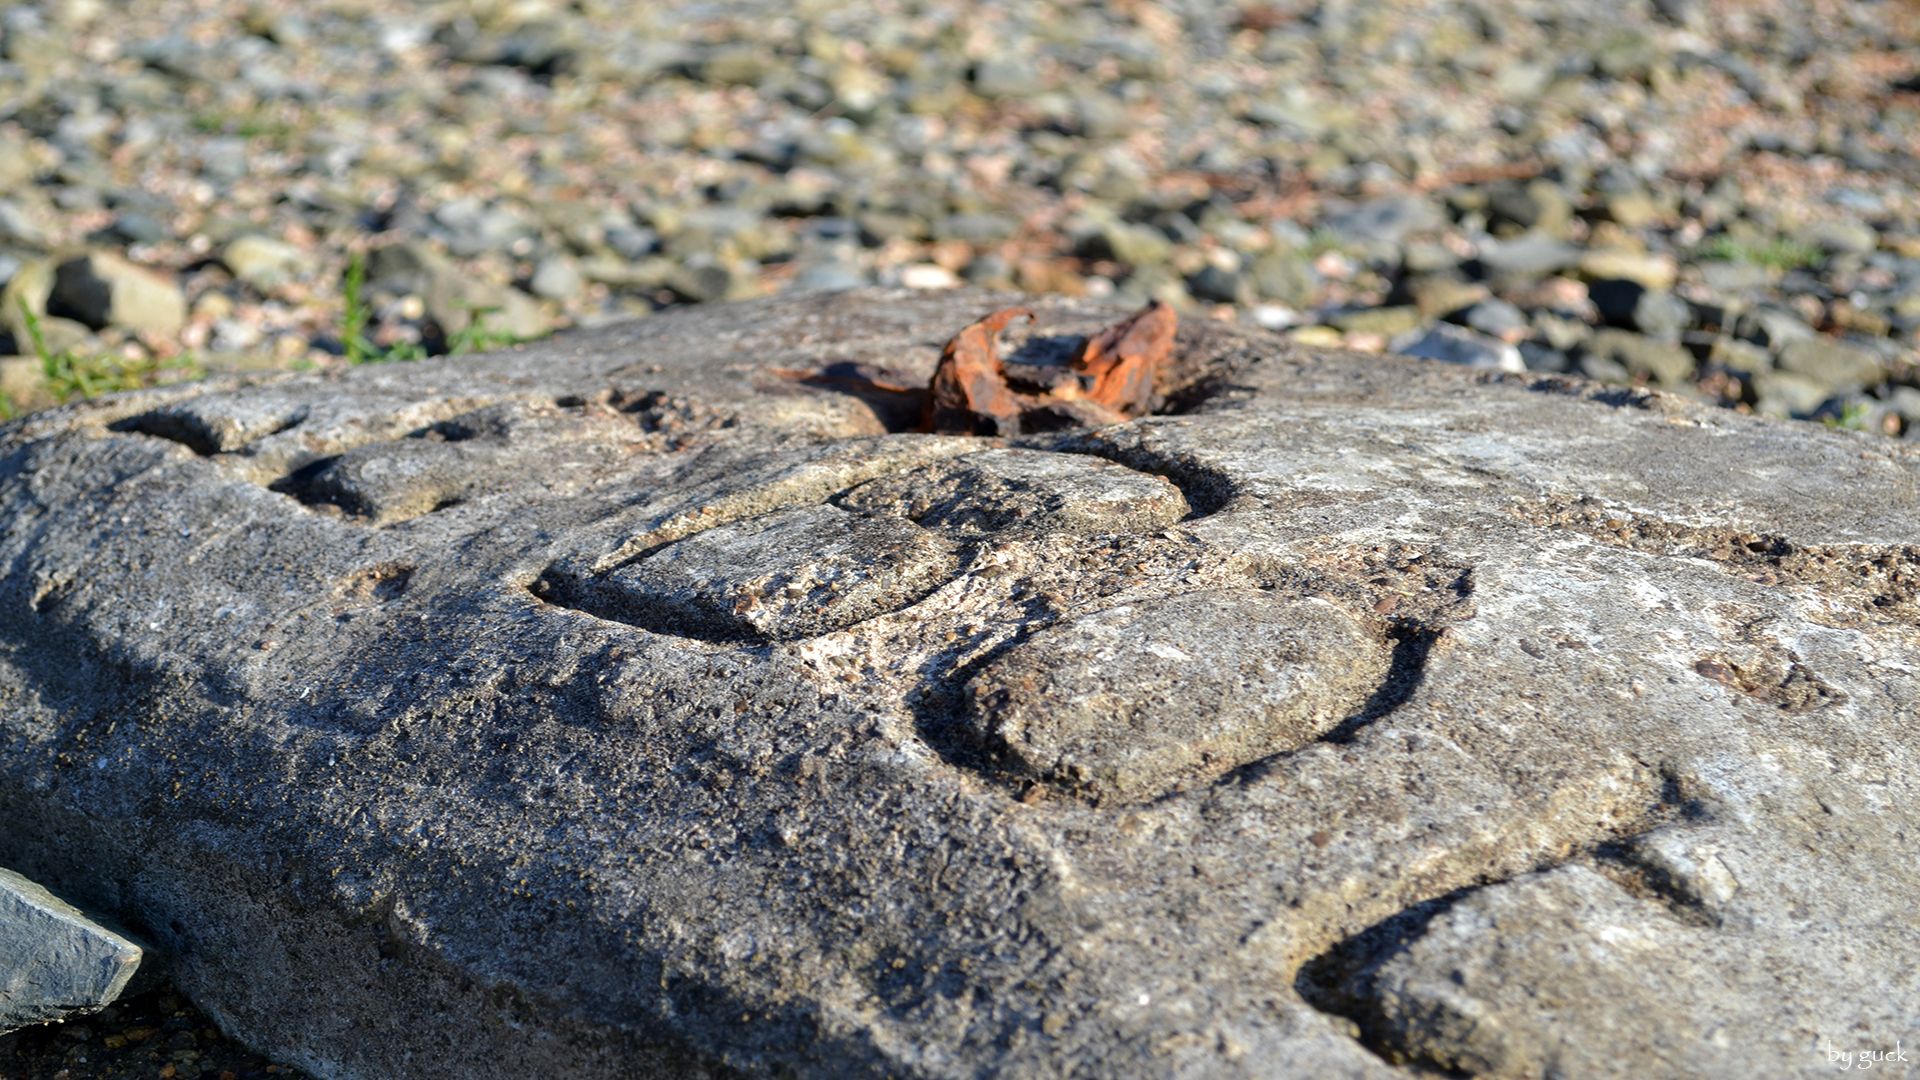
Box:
0, 289, 1916, 1077
1, 868, 144, 1034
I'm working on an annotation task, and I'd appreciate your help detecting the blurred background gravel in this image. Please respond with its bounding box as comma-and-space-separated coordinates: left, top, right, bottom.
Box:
0, 0, 1917, 433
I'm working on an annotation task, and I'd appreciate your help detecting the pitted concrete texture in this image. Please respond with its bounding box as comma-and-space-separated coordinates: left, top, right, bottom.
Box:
0, 289, 1916, 1078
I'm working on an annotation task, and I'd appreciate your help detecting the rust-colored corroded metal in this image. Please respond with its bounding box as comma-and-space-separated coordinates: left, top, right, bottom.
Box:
1071, 299, 1177, 417
925, 307, 1034, 435
909, 301, 1178, 435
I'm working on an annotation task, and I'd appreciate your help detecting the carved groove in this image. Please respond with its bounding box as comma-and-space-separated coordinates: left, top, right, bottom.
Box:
1293, 769, 1702, 1071
266, 455, 349, 510
1036, 433, 1238, 519
530, 568, 766, 644
533, 505, 968, 645
109, 406, 308, 456
1314, 621, 1443, 745
913, 591, 1437, 806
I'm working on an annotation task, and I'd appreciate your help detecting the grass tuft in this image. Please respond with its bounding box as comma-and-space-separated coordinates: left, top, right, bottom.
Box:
15, 300, 202, 404
1696, 234, 1823, 271
1821, 400, 1873, 432
341, 252, 538, 362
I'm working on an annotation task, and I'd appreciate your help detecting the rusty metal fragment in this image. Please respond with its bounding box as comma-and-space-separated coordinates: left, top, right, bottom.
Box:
1071, 299, 1177, 417
925, 307, 1034, 435
781, 301, 1180, 436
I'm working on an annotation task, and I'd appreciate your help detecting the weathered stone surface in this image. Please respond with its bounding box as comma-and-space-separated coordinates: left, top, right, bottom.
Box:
0, 289, 1917, 1078
1, 868, 143, 1034
837, 448, 1189, 537
966, 590, 1391, 800
576, 504, 963, 642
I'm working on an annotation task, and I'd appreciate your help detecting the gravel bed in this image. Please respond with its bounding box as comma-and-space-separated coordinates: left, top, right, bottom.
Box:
0, 0, 1916, 431
0, 986, 293, 1079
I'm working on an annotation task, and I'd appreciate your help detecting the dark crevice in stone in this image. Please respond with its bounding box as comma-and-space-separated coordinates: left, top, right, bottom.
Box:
1590, 767, 1719, 928
1037, 435, 1237, 519
527, 568, 768, 645
108, 408, 307, 457
108, 412, 222, 456
1292, 770, 1696, 1072
1581, 386, 1662, 409
1317, 620, 1442, 745
410, 422, 466, 443
902, 595, 1063, 786
1294, 882, 1484, 1077
1206, 611, 1450, 800
1590, 848, 1721, 931
265, 457, 468, 524
29, 578, 74, 615
1158, 375, 1257, 416
267, 412, 309, 440
266, 455, 348, 510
